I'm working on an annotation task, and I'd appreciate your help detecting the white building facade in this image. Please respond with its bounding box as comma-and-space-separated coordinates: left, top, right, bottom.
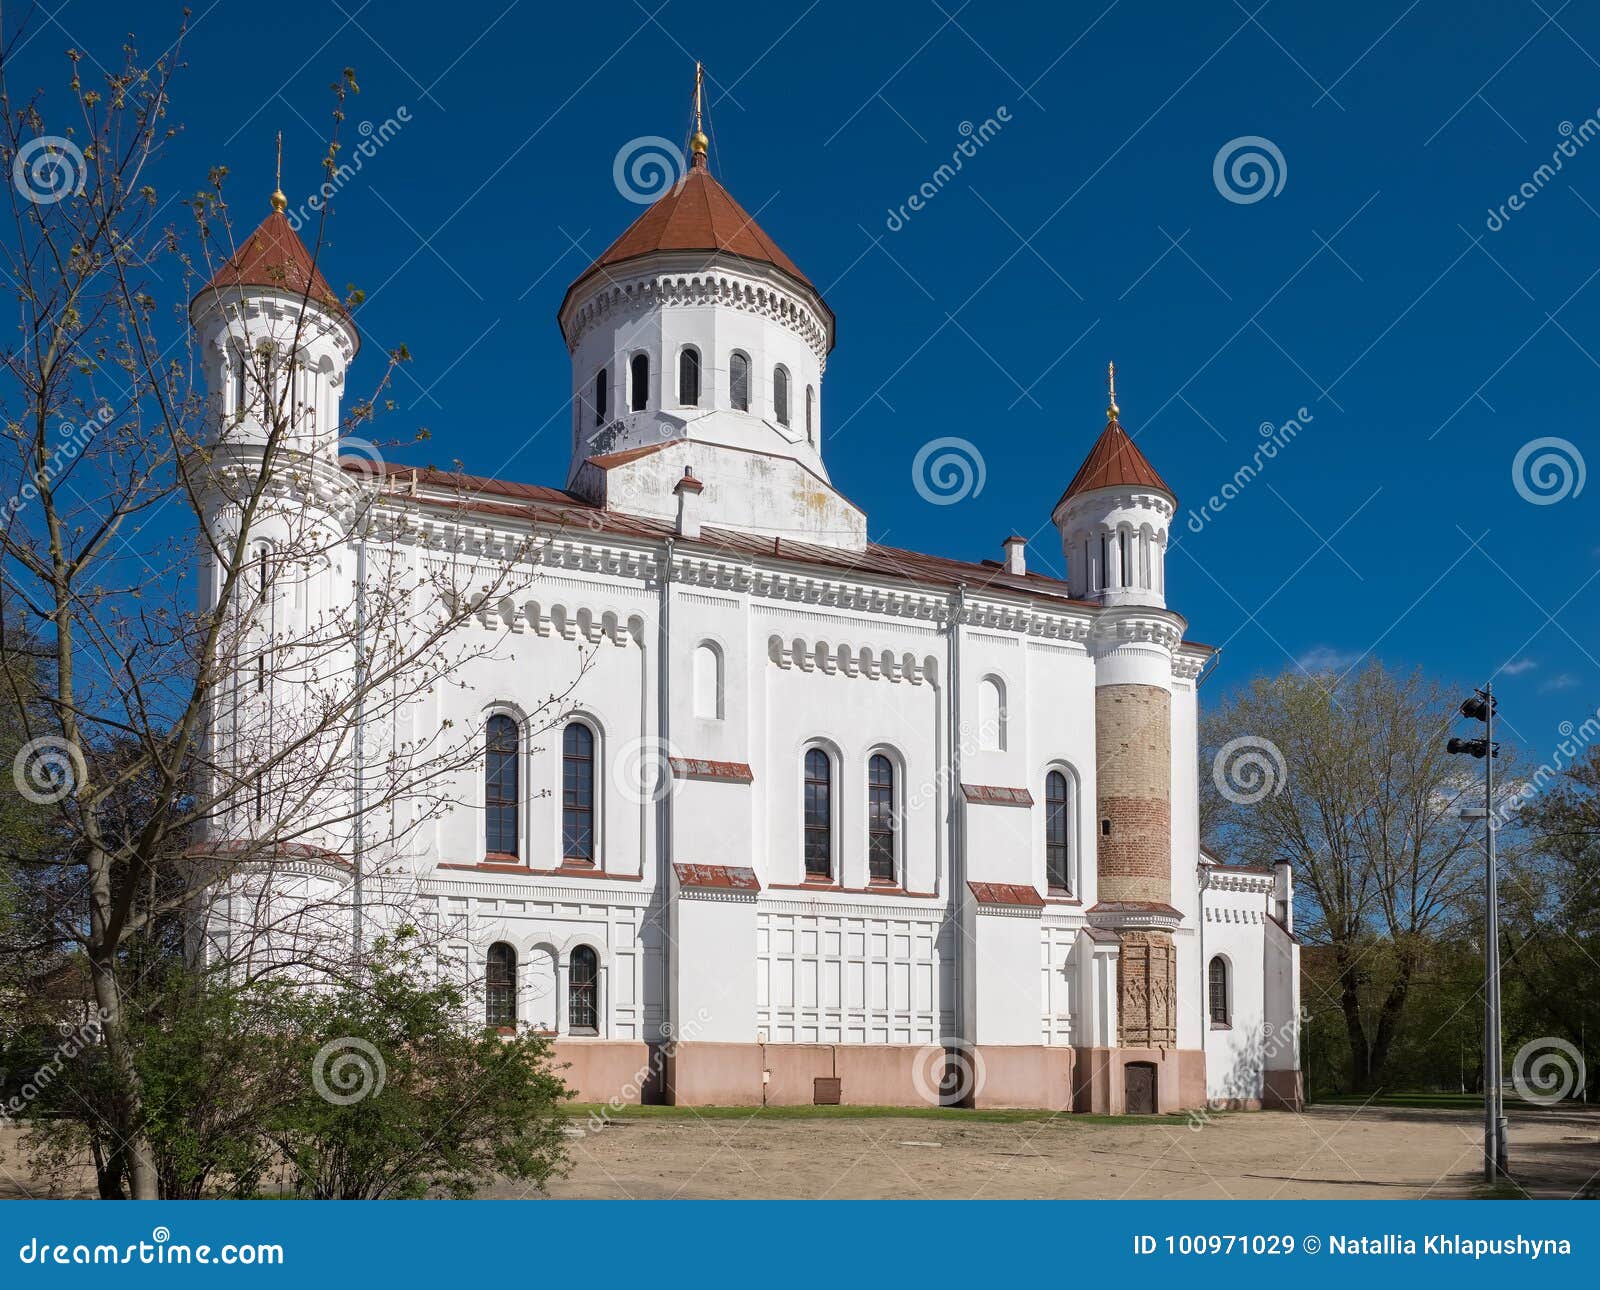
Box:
191, 127, 1301, 1114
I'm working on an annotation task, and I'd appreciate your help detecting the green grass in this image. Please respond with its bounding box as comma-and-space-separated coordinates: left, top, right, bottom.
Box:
565, 1101, 1178, 1126
1311, 1092, 1487, 1110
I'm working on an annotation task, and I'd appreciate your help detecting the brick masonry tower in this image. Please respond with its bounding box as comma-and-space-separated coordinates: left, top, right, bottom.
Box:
1053, 365, 1185, 1054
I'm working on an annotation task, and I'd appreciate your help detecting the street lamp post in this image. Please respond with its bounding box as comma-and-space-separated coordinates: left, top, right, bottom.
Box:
1448, 684, 1507, 1183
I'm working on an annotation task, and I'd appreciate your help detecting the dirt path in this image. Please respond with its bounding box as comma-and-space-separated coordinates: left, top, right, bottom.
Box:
531, 1104, 1600, 1200
4, 1104, 1595, 1200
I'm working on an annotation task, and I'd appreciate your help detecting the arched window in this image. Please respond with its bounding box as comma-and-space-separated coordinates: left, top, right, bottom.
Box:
487, 942, 517, 1028
868, 754, 896, 883
679, 346, 701, 406
1045, 770, 1071, 892
694, 642, 723, 720
562, 723, 596, 864
803, 747, 832, 879
594, 367, 608, 426
805, 385, 815, 444
232, 348, 247, 415
630, 353, 649, 412
978, 676, 1006, 751
569, 945, 599, 1034
485, 714, 520, 859
773, 365, 791, 425
1208, 956, 1230, 1026
729, 351, 750, 412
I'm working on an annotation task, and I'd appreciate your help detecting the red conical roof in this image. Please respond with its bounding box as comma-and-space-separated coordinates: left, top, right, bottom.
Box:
1055, 415, 1174, 510
563, 154, 826, 324
193, 208, 349, 324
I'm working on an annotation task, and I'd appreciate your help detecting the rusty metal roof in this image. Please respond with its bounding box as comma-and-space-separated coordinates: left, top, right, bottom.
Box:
1055, 415, 1172, 510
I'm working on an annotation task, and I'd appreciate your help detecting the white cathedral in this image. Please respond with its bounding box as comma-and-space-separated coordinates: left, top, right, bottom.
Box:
190, 102, 1301, 1115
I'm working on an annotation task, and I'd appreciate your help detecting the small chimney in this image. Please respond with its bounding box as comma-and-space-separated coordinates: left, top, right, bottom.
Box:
1003, 534, 1027, 576
674, 466, 704, 538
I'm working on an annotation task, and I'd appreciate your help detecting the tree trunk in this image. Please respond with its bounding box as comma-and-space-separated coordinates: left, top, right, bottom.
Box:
1334, 943, 1375, 1091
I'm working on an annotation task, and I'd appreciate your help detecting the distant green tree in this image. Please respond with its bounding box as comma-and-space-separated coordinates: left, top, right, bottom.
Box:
1204, 662, 1483, 1093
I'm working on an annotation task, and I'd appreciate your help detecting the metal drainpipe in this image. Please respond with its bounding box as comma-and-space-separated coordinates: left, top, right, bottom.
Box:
947, 585, 966, 1076
656, 538, 674, 1050
352, 531, 367, 964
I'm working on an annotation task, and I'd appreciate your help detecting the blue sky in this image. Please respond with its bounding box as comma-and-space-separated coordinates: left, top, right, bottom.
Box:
11, 0, 1600, 753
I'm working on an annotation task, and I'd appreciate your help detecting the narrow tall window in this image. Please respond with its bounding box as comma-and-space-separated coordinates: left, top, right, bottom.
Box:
485, 714, 519, 858
804, 748, 832, 879
679, 347, 701, 406
1208, 957, 1229, 1025
868, 754, 896, 883
232, 350, 247, 414
569, 945, 599, 1034
773, 365, 791, 425
255, 547, 269, 693
1046, 770, 1071, 892
805, 385, 815, 443
729, 351, 750, 411
562, 723, 596, 863
487, 942, 517, 1028
1120, 530, 1132, 587
630, 353, 648, 412
594, 368, 608, 426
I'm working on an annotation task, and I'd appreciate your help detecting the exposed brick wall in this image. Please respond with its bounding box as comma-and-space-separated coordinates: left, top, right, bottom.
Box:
1117, 930, 1177, 1048
1094, 684, 1172, 903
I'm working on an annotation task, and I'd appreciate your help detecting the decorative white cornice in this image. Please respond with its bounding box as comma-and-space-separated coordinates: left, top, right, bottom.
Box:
561, 262, 831, 365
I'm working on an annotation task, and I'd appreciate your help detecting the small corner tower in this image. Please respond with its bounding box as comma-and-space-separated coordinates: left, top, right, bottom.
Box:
1051, 363, 1173, 608
188, 139, 360, 468
1063, 366, 1186, 1055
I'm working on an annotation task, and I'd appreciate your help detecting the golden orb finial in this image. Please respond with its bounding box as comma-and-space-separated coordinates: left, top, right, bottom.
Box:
270, 130, 287, 213
1107, 360, 1120, 420
689, 61, 709, 165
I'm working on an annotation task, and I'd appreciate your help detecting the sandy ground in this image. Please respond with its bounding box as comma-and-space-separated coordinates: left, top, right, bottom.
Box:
531, 1103, 1600, 1200
4, 1104, 1596, 1200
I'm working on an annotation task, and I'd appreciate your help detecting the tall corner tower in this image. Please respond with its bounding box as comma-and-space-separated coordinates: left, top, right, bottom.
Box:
1056, 366, 1185, 1050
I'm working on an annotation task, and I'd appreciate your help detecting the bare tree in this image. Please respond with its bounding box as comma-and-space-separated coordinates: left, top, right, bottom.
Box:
0, 22, 581, 1196
1203, 662, 1483, 1091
